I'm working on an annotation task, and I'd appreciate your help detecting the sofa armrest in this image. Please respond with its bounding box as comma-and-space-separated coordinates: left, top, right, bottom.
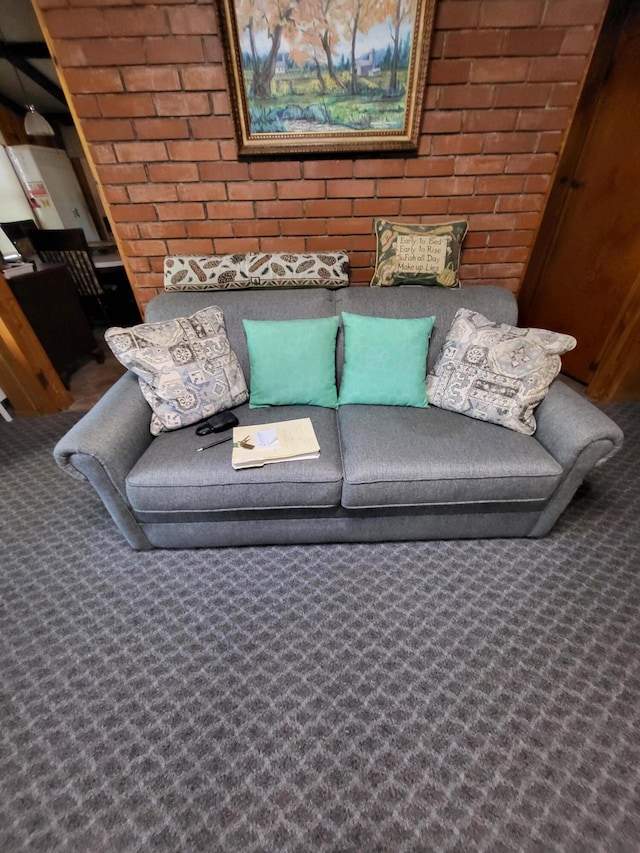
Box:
529, 380, 623, 536
534, 380, 623, 468
54, 372, 154, 549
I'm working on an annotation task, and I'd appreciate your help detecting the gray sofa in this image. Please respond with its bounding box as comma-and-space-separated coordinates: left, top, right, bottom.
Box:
54, 284, 623, 550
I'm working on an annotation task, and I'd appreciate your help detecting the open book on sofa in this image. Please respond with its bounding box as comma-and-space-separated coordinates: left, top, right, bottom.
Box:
231, 417, 320, 469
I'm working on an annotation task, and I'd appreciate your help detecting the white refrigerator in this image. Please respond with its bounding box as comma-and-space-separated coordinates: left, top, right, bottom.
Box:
0, 146, 35, 259
5, 144, 99, 243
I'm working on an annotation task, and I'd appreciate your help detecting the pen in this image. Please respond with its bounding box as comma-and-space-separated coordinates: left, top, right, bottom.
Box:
196, 434, 233, 452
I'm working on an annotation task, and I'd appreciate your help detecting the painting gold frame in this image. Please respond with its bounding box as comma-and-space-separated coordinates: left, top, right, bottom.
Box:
218, 0, 437, 156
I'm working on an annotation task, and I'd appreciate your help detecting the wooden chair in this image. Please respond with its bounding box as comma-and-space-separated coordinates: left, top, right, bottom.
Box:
29, 228, 140, 327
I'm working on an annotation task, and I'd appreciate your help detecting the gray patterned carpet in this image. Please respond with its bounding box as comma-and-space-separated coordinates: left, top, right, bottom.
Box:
1, 402, 639, 852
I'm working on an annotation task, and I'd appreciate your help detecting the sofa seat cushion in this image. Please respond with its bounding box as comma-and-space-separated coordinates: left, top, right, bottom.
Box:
338, 404, 563, 509
126, 405, 343, 514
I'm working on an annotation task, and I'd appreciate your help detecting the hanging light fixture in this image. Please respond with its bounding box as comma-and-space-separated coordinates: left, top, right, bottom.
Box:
23, 103, 55, 137
0, 23, 56, 137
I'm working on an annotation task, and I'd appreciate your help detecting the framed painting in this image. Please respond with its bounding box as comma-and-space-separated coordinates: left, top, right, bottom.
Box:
218, 0, 437, 156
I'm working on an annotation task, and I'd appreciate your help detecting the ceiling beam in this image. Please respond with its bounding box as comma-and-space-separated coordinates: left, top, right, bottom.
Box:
0, 41, 51, 60
9, 56, 67, 106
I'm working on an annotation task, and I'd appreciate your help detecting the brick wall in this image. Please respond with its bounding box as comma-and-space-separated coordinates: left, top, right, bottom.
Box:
34, 0, 608, 308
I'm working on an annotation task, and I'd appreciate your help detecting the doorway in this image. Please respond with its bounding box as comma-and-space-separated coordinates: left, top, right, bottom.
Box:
518, 0, 640, 401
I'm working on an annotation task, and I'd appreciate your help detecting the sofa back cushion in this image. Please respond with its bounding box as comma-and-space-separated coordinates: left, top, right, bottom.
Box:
335, 285, 517, 375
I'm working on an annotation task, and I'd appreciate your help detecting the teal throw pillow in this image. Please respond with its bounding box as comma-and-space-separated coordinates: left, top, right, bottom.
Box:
243, 316, 340, 407
338, 312, 435, 407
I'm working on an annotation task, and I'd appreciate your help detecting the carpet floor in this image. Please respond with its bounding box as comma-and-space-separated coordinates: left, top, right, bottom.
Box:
1, 403, 639, 852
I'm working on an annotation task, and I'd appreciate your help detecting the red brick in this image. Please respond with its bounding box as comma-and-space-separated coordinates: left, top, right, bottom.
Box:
427, 60, 473, 85
64, 68, 123, 94
228, 182, 276, 201
188, 221, 234, 238
496, 194, 544, 212
438, 85, 495, 110
138, 222, 186, 238
260, 238, 308, 253
281, 219, 326, 236
153, 93, 211, 116
353, 159, 406, 178
353, 199, 402, 217
448, 196, 497, 214
203, 35, 225, 64
548, 82, 580, 106
476, 175, 526, 194
444, 30, 505, 58
421, 111, 463, 134
255, 200, 304, 219
215, 238, 260, 253
479, 1, 542, 27
251, 161, 302, 181
560, 29, 598, 55
190, 117, 235, 139
435, 1, 481, 30
199, 162, 250, 181
524, 175, 551, 193
114, 141, 167, 162
515, 212, 541, 230
427, 176, 475, 196
306, 236, 350, 252
304, 161, 354, 179
128, 257, 151, 273
431, 134, 483, 155
112, 204, 157, 222
487, 229, 535, 247
122, 239, 167, 256
480, 262, 525, 278
207, 201, 254, 219
279, 181, 325, 200
517, 107, 571, 131
167, 239, 214, 255
134, 118, 190, 140
402, 198, 451, 216
326, 180, 375, 198
83, 119, 135, 142
115, 223, 140, 240
158, 202, 205, 221
484, 132, 538, 153
166, 140, 220, 161
168, 6, 218, 34
128, 185, 178, 203
233, 220, 280, 238
536, 132, 563, 153
455, 155, 507, 175
90, 144, 116, 164
218, 140, 239, 160
100, 93, 155, 118
45, 9, 107, 37
542, 0, 605, 26
493, 83, 551, 108
177, 183, 227, 202
405, 157, 455, 177
378, 178, 426, 197
103, 186, 129, 204
148, 162, 199, 182
463, 109, 518, 132
468, 213, 518, 231
97, 163, 147, 184
181, 66, 227, 91
528, 56, 588, 83
504, 29, 565, 56
123, 67, 181, 92
469, 58, 530, 84
327, 219, 373, 236
144, 37, 204, 64
307, 199, 352, 218
103, 7, 168, 36
75, 38, 146, 67
506, 153, 556, 173
72, 95, 101, 118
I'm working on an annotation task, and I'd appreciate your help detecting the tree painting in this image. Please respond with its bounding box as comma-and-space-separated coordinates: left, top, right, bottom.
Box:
220, 0, 435, 153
